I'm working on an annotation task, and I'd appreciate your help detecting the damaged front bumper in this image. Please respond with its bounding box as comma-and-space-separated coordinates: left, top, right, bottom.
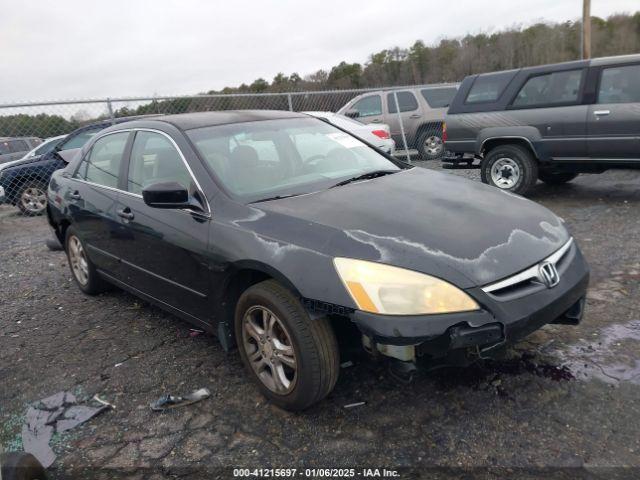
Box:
351, 243, 590, 362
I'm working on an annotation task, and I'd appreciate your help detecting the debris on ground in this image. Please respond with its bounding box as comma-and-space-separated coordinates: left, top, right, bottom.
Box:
21, 391, 111, 468
189, 328, 204, 338
92, 394, 116, 410
150, 388, 211, 411
343, 401, 366, 409
340, 360, 354, 368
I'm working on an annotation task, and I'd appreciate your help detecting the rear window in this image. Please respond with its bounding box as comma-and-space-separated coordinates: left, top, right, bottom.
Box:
598, 64, 640, 104
420, 88, 457, 108
465, 71, 516, 104
387, 91, 419, 113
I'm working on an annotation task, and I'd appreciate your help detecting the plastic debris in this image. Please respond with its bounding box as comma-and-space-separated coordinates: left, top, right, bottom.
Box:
21, 391, 111, 468
343, 401, 366, 409
189, 328, 204, 338
92, 394, 117, 410
150, 388, 211, 411
340, 360, 354, 368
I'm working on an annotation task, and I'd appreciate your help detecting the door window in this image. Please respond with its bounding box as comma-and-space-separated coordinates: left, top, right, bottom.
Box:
466, 71, 516, 103
127, 131, 193, 195
350, 95, 382, 117
387, 91, 419, 113
75, 132, 129, 188
513, 70, 583, 107
598, 65, 640, 104
61, 127, 102, 150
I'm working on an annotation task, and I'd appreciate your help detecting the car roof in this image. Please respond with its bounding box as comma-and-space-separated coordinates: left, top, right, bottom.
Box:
136, 110, 308, 131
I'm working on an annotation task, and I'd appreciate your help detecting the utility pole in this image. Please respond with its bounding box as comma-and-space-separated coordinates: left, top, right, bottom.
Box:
582, 0, 591, 59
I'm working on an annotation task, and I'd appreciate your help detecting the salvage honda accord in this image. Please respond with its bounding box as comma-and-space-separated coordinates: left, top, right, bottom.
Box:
47, 111, 589, 410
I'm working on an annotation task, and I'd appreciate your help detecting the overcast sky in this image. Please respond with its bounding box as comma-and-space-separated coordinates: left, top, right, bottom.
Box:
0, 0, 637, 103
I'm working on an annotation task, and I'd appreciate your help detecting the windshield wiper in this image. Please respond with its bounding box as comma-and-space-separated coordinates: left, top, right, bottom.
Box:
250, 193, 303, 204
330, 170, 398, 188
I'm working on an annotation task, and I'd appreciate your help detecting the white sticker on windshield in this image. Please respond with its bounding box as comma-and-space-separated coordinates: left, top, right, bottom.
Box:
326, 132, 363, 149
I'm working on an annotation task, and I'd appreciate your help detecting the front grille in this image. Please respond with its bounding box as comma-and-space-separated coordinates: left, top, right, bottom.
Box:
482, 238, 574, 301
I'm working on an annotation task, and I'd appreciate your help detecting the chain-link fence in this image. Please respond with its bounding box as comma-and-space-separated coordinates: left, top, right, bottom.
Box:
0, 83, 455, 216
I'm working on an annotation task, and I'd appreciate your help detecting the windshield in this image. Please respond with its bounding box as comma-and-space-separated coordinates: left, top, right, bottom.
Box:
187, 117, 402, 203
34, 136, 65, 156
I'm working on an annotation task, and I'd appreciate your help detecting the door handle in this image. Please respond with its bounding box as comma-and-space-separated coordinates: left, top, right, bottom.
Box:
409, 114, 421, 119
371, 119, 382, 123
594, 110, 610, 116
117, 207, 135, 220
69, 191, 81, 200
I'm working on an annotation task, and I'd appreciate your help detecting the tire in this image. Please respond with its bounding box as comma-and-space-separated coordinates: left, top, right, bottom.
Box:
417, 128, 444, 160
538, 171, 578, 185
0, 452, 47, 480
64, 226, 110, 295
481, 144, 539, 195
16, 182, 48, 216
235, 279, 339, 411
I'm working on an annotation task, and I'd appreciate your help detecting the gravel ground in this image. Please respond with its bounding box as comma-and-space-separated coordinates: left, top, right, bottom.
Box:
1, 164, 639, 479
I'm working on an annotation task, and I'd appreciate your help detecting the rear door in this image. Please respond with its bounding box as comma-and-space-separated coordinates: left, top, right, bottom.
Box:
385, 90, 422, 146
587, 63, 640, 159
114, 130, 213, 321
69, 131, 132, 276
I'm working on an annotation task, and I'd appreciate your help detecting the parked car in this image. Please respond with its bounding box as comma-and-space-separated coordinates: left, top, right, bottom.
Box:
0, 117, 147, 215
443, 54, 640, 195
337, 85, 458, 159
304, 111, 395, 154
48, 111, 589, 411
20, 134, 67, 160
0, 137, 42, 164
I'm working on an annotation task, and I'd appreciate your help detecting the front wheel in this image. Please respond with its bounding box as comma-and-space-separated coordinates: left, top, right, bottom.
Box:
481, 144, 538, 195
538, 171, 578, 185
235, 280, 339, 411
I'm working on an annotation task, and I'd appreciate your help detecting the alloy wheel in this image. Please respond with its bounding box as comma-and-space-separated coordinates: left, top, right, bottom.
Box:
424, 135, 443, 157
490, 157, 521, 189
242, 306, 297, 394
68, 235, 89, 286
20, 187, 47, 214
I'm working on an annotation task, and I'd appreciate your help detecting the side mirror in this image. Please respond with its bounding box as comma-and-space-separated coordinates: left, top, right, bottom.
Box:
142, 182, 191, 209
344, 109, 360, 119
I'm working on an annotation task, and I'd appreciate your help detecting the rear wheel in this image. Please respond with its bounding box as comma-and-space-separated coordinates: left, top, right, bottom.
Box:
65, 226, 110, 295
17, 182, 48, 216
417, 128, 444, 160
538, 171, 578, 185
235, 279, 339, 411
481, 144, 538, 195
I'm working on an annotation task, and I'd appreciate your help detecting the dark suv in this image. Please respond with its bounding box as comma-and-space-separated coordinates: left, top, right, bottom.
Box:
443, 54, 640, 195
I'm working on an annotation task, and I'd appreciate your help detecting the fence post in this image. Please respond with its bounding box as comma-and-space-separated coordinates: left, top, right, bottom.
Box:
392, 91, 411, 163
287, 93, 293, 111
106, 98, 115, 123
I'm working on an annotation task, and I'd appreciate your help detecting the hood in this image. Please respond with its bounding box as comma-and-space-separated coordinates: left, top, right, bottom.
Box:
254, 168, 569, 287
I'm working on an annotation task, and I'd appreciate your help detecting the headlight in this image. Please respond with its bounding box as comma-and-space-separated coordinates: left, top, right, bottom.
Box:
334, 258, 479, 315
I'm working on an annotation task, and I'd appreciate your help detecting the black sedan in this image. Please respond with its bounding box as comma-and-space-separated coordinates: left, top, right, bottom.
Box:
47, 111, 589, 410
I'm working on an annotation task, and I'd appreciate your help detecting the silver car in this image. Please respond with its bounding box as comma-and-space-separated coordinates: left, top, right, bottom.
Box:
0, 137, 42, 164
337, 85, 457, 159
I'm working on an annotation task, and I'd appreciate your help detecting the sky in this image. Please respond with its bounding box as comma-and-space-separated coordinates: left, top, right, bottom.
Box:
0, 0, 637, 103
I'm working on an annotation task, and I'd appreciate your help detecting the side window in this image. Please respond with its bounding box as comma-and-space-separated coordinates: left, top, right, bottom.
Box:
466, 71, 516, 104
61, 128, 102, 150
387, 91, 419, 113
76, 132, 129, 188
8, 140, 29, 153
421, 88, 457, 108
350, 95, 382, 117
513, 70, 583, 107
127, 131, 192, 195
0, 142, 9, 155
598, 65, 640, 104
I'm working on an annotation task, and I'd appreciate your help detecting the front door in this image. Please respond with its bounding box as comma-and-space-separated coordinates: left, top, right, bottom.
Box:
68, 131, 131, 277
348, 94, 385, 126
384, 90, 423, 147
114, 130, 213, 322
587, 63, 640, 159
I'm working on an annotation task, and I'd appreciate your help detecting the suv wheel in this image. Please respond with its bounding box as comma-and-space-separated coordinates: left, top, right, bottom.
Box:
235, 279, 339, 411
17, 182, 48, 216
481, 144, 538, 195
417, 130, 444, 160
538, 171, 578, 185
65, 226, 110, 295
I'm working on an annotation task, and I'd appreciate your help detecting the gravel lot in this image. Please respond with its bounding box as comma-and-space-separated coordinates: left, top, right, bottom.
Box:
1, 164, 639, 479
